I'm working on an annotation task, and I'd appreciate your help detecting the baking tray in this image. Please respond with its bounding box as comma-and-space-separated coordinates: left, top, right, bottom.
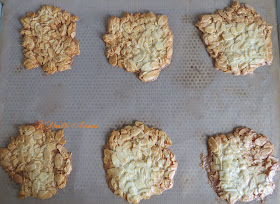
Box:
0, 0, 279, 203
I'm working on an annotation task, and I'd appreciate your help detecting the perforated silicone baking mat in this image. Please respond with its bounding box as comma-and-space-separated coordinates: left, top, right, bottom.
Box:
0, 0, 279, 203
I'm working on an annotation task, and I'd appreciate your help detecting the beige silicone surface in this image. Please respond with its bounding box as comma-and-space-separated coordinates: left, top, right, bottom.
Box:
0, 0, 279, 204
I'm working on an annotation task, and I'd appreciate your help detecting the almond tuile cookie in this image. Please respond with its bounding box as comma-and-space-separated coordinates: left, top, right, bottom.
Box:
196, 1, 273, 75
103, 12, 173, 82
0, 122, 72, 199
20, 5, 80, 74
202, 127, 279, 204
103, 121, 178, 203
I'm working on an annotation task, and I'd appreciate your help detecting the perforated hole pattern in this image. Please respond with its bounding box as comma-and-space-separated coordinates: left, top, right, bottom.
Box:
0, 0, 279, 204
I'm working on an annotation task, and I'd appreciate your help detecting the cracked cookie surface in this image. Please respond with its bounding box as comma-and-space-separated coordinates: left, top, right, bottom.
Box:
20, 5, 80, 74
202, 127, 279, 204
196, 1, 273, 75
103, 121, 177, 203
0, 122, 72, 199
103, 12, 173, 82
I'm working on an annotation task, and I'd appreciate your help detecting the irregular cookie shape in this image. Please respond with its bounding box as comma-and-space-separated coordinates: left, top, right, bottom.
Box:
0, 122, 72, 199
20, 5, 80, 74
103, 12, 173, 82
103, 121, 177, 203
196, 1, 273, 75
202, 127, 279, 204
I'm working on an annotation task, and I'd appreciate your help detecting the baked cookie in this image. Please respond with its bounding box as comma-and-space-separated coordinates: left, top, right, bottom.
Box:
20, 5, 80, 74
103, 121, 177, 203
103, 12, 173, 82
196, 1, 273, 75
0, 122, 72, 199
202, 127, 279, 204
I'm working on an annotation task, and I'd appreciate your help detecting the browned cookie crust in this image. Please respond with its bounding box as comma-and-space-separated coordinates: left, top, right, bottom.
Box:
0, 122, 72, 199
202, 127, 279, 204
103, 121, 178, 203
196, 1, 273, 75
103, 12, 173, 82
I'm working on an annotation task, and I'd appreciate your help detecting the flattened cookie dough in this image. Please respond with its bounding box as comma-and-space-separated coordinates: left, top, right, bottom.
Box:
196, 1, 273, 75
103, 121, 178, 203
202, 127, 279, 204
20, 5, 80, 74
0, 122, 72, 199
103, 12, 173, 82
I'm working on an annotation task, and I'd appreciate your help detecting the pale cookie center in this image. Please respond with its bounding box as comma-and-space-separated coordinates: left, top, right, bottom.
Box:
112, 143, 162, 198
121, 22, 169, 73
206, 21, 269, 71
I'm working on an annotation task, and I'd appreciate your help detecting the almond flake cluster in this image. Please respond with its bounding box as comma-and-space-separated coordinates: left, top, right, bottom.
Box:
103, 12, 173, 82
205, 127, 279, 204
196, 1, 273, 75
20, 5, 80, 74
0, 122, 72, 199
103, 122, 178, 203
